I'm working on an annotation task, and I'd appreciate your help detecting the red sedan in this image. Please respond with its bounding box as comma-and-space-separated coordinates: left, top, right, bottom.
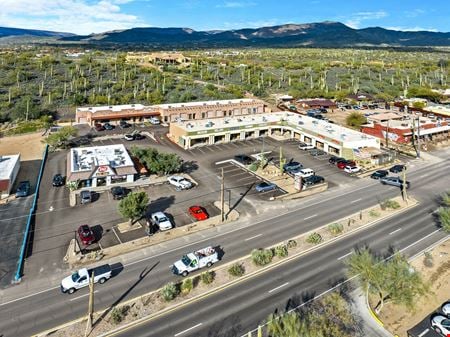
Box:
337, 160, 356, 169
77, 224, 95, 245
188, 206, 209, 221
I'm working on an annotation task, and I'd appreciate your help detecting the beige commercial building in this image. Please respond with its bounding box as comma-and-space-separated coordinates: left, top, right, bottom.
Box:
126, 52, 190, 65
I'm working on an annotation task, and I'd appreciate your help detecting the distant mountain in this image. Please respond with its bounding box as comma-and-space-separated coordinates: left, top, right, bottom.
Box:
0, 26, 75, 39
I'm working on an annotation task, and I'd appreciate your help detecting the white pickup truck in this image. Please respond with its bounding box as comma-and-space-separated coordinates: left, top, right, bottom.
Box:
61, 264, 112, 294
172, 247, 219, 277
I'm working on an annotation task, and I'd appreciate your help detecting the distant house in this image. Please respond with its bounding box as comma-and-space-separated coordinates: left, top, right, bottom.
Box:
347, 92, 376, 102
126, 52, 190, 65
296, 98, 337, 110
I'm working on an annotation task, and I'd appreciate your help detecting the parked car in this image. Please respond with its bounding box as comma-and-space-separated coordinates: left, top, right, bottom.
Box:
61, 264, 112, 294
337, 160, 356, 169
344, 165, 361, 174
380, 176, 410, 189
94, 123, 105, 132
370, 170, 389, 180
150, 211, 173, 231
15, 181, 31, 197
188, 206, 209, 221
431, 315, 450, 336
255, 181, 277, 192
124, 133, 135, 141
52, 174, 64, 187
149, 117, 160, 125
103, 123, 115, 130
329, 156, 345, 165
133, 133, 145, 140
167, 175, 193, 190
77, 224, 95, 246
80, 190, 92, 204
119, 120, 132, 129
294, 168, 315, 178
441, 302, 450, 318
309, 149, 326, 156
283, 161, 303, 172
298, 142, 315, 150
234, 154, 254, 165
111, 186, 126, 200
303, 175, 325, 187
389, 164, 405, 173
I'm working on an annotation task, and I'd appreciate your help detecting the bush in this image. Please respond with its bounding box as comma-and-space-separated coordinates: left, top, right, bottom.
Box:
369, 209, 380, 217
110, 305, 129, 324
328, 223, 344, 236
287, 240, 297, 249
423, 251, 434, 268
201, 271, 215, 284
228, 263, 245, 277
274, 245, 288, 258
306, 232, 323, 244
181, 278, 193, 295
381, 199, 401, 210
438, 207, 450, 232
248, 161, 259, 172
251, 248, 274, 266
160, 282, 179, 301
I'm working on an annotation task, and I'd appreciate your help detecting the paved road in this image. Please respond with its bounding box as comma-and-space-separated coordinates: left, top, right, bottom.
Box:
0, 158, 447, 337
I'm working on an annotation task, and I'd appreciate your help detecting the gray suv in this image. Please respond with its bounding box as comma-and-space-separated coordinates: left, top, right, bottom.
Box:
80, 190, 92, 204
380, 176, 410, 189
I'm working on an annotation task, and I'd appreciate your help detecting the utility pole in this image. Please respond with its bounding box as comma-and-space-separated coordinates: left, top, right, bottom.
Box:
220, 168, 225, 222
402, 166, 408, 204
416, 115, 421, 159
84, 270, 95, 337
385, 119, 390, 148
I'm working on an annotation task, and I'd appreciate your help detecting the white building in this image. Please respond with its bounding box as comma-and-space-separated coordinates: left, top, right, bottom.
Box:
66, 144, 137, 188
0, 154, 21, 198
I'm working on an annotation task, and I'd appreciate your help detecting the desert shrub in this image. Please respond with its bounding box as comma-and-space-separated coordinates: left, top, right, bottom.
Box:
228, 263, 245, 277
306, 232, 322, 244
423, 251, 434, 268
251, 248, 274, 266
248, 161, 259, 172
287, 239, 297, 249
160, 282, 179, 301
274, 245, 289, 258
328, 223, 344, 236
201, 271, 215, 284
110, 305, 129, 324
369, 209, 380, 217
381, 199, 400, 210
181, 278, 193, 295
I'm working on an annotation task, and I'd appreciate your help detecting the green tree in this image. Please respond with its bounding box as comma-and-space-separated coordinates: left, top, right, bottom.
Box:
267, 312, 305, 337
118, 191, 149, 225
441, 192, 450, 206
44, 125, 77, 149
346, 112, 367, 129
438, 207, 450, 232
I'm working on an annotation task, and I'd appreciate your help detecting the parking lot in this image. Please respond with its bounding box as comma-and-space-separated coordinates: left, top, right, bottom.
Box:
408, 301, 450, 337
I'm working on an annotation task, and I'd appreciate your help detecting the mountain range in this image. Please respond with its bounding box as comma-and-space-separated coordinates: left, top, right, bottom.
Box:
1, 22, 450, 47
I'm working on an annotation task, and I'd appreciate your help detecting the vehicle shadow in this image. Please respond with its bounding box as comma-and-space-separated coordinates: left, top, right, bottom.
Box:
146, 195, 175, 216
110, 262, 124, 278
227, 183, 255, 216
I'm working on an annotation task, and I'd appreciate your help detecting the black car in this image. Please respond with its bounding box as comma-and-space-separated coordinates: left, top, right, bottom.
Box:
303, 175, 325, 187
111, 186, 126, 200
16, 181, 31, 197
134, 133, 145, 140
389, 164, 405, 173
103, 123, 115, 130
370, 170, 389, 180
234, 154, 254, 165
52, 174, 64, 187
329, 156, 345, 165
119, 120, 132, 129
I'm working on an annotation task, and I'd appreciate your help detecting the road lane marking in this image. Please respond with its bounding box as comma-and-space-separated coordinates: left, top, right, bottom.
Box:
69, 290, 98, 302
337, 252, 353, 260
304, 214, 317, 220
350, 198, 362, 204
389, 228, 402, 235
268, 282, 289, 293
419, 174, 428, 178
0, 285, 61, 306
174, 323, 203, 336
245, 234, 263, 241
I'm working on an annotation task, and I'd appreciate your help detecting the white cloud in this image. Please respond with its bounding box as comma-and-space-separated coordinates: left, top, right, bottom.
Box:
216, 1, 256, 8
0, 0, 149, 35
404, 9, 425, 18
220, 19, 279, 29
344, 10, 388, 29
385, 26, 438, 32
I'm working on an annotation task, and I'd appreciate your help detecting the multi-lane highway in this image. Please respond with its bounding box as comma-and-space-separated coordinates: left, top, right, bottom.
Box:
0, 158, 448, 337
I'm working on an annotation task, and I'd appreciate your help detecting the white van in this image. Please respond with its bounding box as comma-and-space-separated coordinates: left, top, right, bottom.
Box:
149, 117, 160, 125
294, 168, 314, 178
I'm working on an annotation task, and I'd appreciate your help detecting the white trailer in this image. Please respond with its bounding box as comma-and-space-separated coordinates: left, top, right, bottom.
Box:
172, 246, 219, 277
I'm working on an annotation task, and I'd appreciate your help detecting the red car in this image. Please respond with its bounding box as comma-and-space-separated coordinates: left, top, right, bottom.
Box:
188, 206, 209, 221
77, 224, 95, 245
94, 124, 105, 132
337, 160, 356, 169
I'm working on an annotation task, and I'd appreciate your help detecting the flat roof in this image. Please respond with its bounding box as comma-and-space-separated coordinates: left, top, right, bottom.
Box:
424, 105, 450, 117
175, 111, 378, 143
70, 144, 134, 173
152, 98, 260, 109
76, 104, 148, 113
0, 154, 20, 180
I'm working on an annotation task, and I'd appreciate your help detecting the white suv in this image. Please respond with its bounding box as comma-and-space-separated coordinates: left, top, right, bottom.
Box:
167, 175, 193, 190
150, 212, 173, 231
149, 117, 160, 125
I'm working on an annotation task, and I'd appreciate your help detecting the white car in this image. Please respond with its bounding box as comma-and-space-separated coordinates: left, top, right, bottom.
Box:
431, 315, 450, 336
298, 142, 315, 150
442, 302, 450, 318
123, 134, 135, 141
344, 165, 361, 174
167, 175, 193, 190
150, 212, 173, 231
149, 117, 160, 125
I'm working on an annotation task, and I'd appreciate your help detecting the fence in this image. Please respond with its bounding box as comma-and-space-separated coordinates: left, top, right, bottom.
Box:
14, 145, 48, 282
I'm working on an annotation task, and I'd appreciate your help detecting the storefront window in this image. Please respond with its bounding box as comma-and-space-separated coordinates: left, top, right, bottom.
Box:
111, 175, 127, 184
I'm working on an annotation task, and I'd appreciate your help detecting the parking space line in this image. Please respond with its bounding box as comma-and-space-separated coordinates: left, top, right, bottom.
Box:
197, 148, 206, 154
112, 227, 123, 244
418, 329, 429, 337
174, 323, 203, 336
229, 142, 240, 148
389, 228, 402, 235
268, 282, 289, 293
337, 252, 353, 260
304, 214, 317, 220
205, 147, 215, 152
244, 234, 263, 241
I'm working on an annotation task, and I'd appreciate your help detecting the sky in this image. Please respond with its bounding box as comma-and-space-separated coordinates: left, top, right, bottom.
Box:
0, 0, 449, 35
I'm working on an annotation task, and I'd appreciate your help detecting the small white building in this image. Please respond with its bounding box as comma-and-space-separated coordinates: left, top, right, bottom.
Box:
0, 154, 21, 198
66, 144, 137, 188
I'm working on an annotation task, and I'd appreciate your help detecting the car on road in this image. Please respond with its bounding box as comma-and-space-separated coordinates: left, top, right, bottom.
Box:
370, 170, 389, 180
150, 211, 173, 231
255, 181, 277, 192
188, 206, 209, 221
80, 190, 92, 204
441, 302, 450, 318
52, 174, 64, 187
303, 175, 325, 187
380, 176, 410, 189
103, 123, 115, 130
344, 165, 361, 174
111, 186, 126, 200
234, 154, 254, 165
167, 175, 193, 190
61, 264, 112, 294
94, 123, 105, 132
431, 315, 450, 336
298, 143, 315, 150
77, 224, 95, 246
389, 164, 405, 173
329, 156, 345, 165
283, 161, 303, 172
15, 181, 31, 197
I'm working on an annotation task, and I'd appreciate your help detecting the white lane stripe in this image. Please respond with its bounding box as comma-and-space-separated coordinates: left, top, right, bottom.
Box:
0, 285, 61, 307
245, 234, 263, 241
304, 214, 317, 220
268, 282, 289, 293
69, 290, 98, 302
337, 252, 353, 260
350, 198, 362, 204
389, 228, 402, 235
174, 323, 203, 336
418, 328, 429, 337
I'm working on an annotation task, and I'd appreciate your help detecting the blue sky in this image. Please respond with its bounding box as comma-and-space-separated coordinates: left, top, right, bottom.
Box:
0, 0, 449, 35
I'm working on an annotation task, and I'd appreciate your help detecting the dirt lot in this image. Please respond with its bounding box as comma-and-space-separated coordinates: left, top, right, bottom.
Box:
375, 238, 450, 337
0, 132, 46, 160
